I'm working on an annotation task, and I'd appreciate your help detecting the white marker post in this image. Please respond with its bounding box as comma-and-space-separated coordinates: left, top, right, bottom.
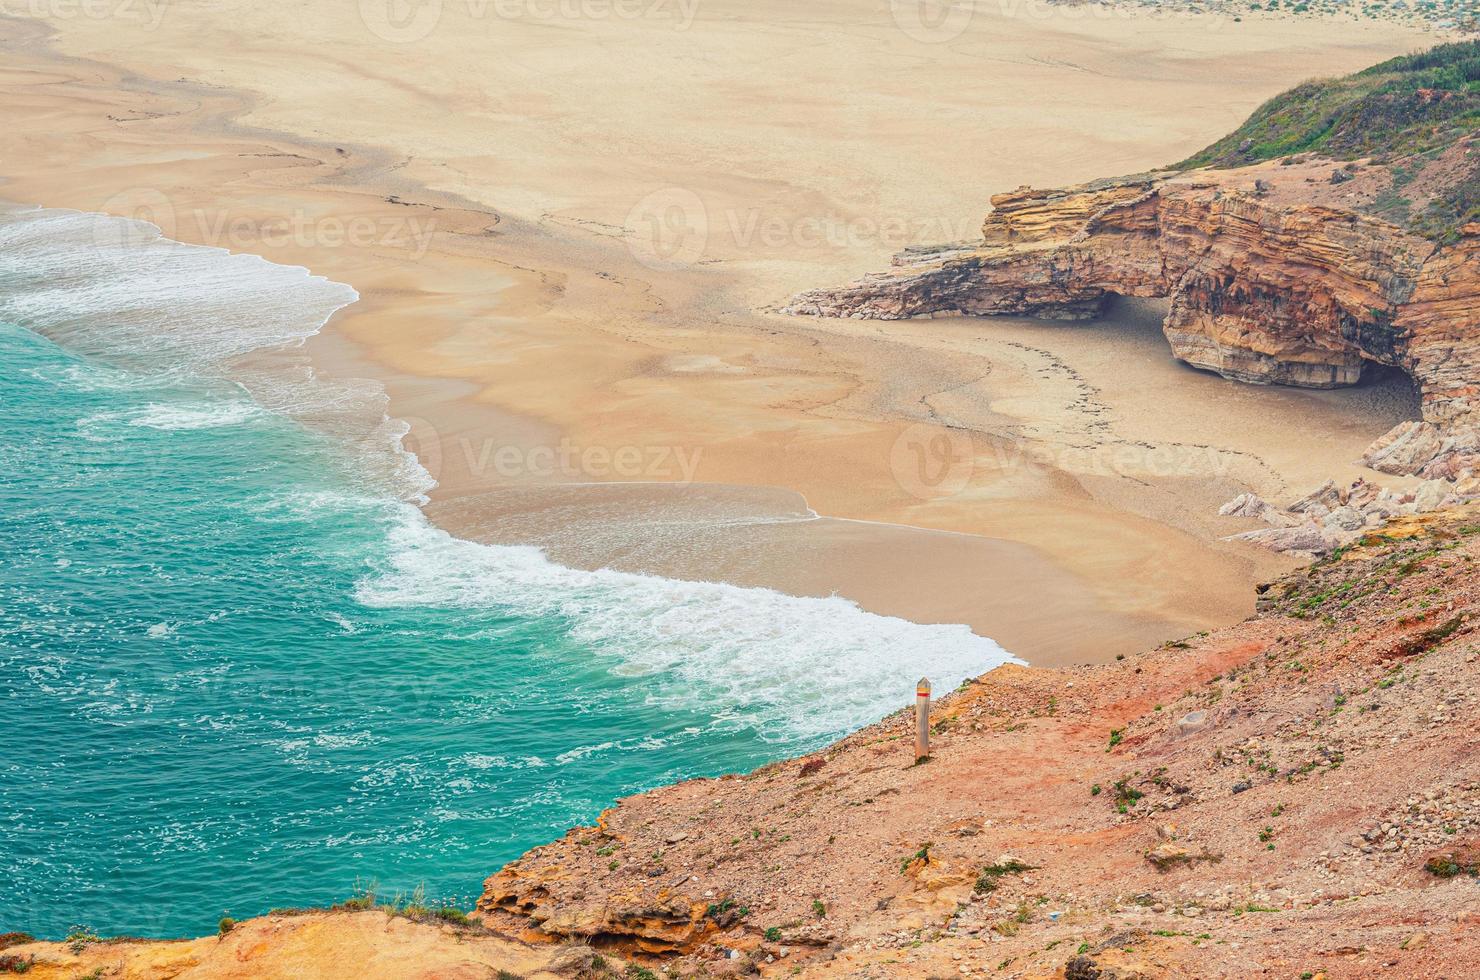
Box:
915, 677, 931, 762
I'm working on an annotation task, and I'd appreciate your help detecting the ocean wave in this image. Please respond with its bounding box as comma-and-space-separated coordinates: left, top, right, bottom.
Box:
121, 401, 266, 431
357, 504, 1016, 744
2, 201, 1016, 759
0, 203, 433, 504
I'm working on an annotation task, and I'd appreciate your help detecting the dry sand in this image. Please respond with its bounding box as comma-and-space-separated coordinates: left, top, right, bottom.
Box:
0, 0, 1441, 664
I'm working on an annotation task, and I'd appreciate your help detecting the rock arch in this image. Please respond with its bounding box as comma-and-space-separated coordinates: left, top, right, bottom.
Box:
784, 176, 1480, 477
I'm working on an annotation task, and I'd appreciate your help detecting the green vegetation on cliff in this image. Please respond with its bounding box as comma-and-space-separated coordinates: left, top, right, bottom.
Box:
1179, 41, 1479, 243
1180, 41, 1479, 168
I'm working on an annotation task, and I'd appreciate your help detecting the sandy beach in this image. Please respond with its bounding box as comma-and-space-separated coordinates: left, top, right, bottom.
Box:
0, 0, 1440, 664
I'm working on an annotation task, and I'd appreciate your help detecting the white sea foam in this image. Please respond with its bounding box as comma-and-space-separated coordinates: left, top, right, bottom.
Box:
3, 200, 1019, 748
127, 402, 267, 430
80, 401, 266, 433
459, 753, 547, 771
358, 503, 1015, 744
0, 203, 432, 503
0, 206, 353, 369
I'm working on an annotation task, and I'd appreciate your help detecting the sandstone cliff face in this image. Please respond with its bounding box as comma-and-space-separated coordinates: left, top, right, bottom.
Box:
0, 910, 593, 980
783, 175, 1480, 476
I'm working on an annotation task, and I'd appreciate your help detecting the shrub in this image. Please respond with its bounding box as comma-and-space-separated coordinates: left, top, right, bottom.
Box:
974, 859, 1034, 894
900, 843, 932, 874
1425, 852, 1479, 878
0, 954, 35, 974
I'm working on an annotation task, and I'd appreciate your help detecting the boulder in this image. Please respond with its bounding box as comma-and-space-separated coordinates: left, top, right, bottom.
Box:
1218, 492, 1297, 526
1289, 480, 1343, 515
1227, 523, 1343, 555
1321, 505, 1367, 531
1414, 479, 1451, 513
1174, 711, 1209, 737
1145, 843, 1193, 868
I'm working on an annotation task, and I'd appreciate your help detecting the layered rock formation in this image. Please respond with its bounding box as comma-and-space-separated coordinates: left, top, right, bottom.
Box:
0, 909, 603, 979
784, 174, 1480, 477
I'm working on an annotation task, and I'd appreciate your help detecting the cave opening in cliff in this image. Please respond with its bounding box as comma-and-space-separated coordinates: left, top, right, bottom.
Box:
1358, 362, 1424, 423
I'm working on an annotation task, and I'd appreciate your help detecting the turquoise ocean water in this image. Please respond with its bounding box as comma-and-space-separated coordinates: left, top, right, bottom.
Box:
0, 205, 1011, 939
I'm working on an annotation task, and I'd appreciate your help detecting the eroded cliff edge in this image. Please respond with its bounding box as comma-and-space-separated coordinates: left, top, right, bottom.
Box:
784, 171, 1478, 478
784, 42, 1480, 482
473, 507, 1480, 978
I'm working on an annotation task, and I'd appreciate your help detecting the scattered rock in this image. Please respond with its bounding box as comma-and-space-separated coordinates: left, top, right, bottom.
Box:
1175, 710, 1209, 737
1322, 505, 1367, 532
1290, 480, 1343, 514
1065, 954, 1101, 980
1145, 843, 1192, 868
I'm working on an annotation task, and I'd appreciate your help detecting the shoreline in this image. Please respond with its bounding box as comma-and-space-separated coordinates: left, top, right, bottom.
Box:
0, 202, 1022, 941
0, 5, 1441, 665
3, 6, 1477, 970
10, 503, 1480, 972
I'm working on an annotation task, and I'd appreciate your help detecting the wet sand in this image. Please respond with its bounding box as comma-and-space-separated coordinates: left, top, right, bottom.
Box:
0, 1, 1440, 663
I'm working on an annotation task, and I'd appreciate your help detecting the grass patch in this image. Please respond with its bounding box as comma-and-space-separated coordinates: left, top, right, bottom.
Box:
974, 859, 1035, 894
1425, 853, 1480, 878
1177, 40, 1480, 242
333, 879, 478, 930
1180, 41, 1480, 170
1391, 615, 1466, 658
64, 927, 100, 955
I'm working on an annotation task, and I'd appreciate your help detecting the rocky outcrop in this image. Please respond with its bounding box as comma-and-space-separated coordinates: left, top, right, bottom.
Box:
784, 178, 1166, 322
1219, 475, 1480, 555
480, 855, 713, 955
0, 910, 590, 980
784, 175, 1480, 476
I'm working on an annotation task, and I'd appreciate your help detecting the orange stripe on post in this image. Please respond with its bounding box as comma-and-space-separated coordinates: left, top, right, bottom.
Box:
915, 677, 931, 762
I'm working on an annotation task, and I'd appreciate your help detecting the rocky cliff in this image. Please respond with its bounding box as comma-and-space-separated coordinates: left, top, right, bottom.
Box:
784, 166, 1480, 478
473, 507, 1480, 978
13, 510, 1480, 978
